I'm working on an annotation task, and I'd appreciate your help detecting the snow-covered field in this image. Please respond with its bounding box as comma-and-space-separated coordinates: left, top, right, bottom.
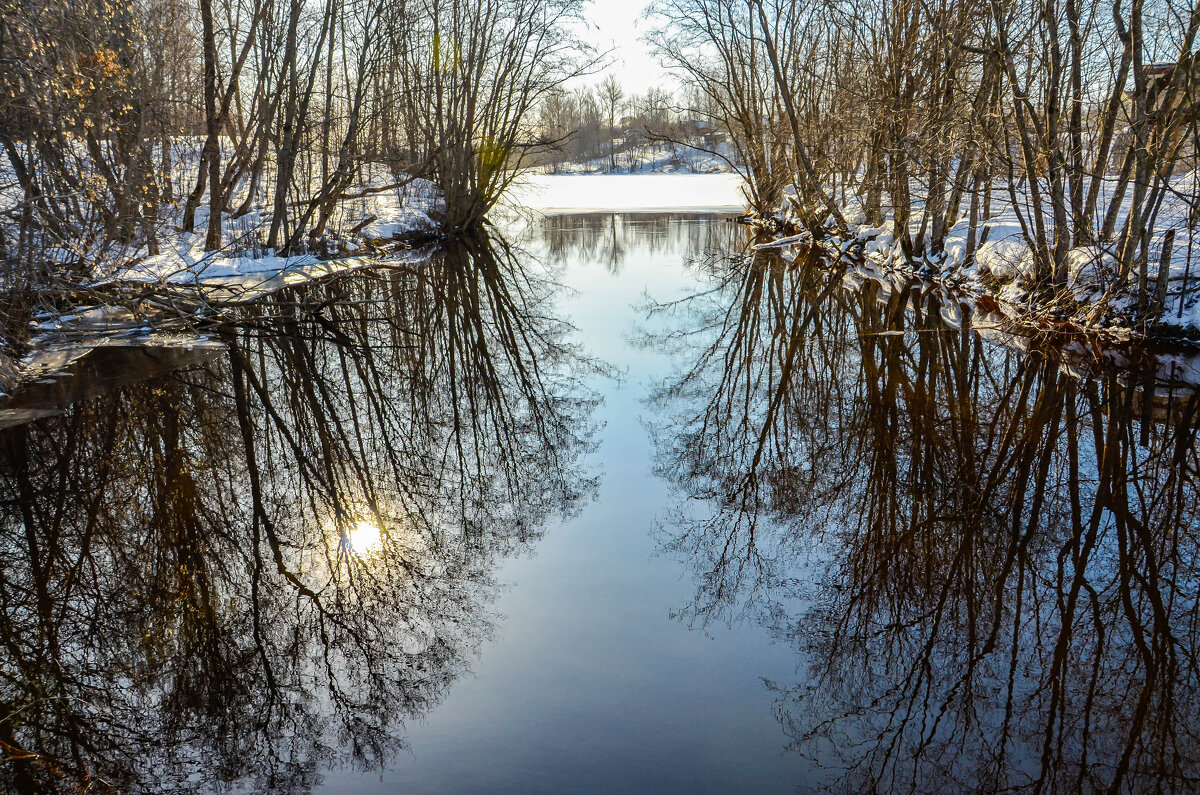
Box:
505, 174, 747, 214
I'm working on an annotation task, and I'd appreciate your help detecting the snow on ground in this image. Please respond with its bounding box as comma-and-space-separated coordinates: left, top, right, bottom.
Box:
773, 170, 1200, 334
0, 137, 445, 289
505, 174, 748, 214
115, 232, 323, 285
110, 172, 441, 287
0, 163, 444, 394
841, 256, 1200, 390
145, 243, 437, 304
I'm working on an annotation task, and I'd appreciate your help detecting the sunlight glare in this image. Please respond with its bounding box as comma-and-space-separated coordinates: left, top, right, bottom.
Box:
345, 519, 384, 556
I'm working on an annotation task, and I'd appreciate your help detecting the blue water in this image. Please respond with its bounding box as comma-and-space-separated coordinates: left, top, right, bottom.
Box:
7, 212, 1197, 794
322, 213, 814, 793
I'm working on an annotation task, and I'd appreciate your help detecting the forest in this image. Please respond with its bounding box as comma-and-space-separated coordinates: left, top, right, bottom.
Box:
0, 0, 590, 285
2, 0, 1199, 358
648, 0, 1200, 332
532, 78, 737, 173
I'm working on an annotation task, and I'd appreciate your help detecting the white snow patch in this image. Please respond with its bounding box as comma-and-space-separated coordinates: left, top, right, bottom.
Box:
505, 174, 747, 214
118, 234, 321, 284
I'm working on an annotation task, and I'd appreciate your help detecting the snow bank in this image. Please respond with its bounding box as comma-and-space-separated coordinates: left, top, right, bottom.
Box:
117, 234, 323, 285
841, 258, 1200, 392
505, 174, 747, 214
6, 240, 438, 402
772, 171, 1200, 336
110, 174, 441, 288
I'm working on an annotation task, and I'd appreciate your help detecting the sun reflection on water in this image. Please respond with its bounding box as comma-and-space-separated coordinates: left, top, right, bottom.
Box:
343, 519, 384, 556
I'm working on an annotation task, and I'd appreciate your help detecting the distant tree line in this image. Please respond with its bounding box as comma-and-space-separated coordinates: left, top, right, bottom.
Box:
531, 78, 738, 173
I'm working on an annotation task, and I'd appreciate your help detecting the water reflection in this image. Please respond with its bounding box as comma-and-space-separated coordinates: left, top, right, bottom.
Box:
0, 235, 597, 793
646, 245, 1200, 792
532, 213, 745, 273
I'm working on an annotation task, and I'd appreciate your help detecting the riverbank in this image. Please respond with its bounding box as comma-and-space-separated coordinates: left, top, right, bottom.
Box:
1, 174, 745, 397
761, 171, 1200, 342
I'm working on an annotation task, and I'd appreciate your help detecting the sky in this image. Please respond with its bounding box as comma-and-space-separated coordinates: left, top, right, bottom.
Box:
572, 0, 674, 96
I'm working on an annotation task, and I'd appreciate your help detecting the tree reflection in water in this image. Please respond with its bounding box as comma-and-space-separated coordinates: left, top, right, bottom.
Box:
535, 212, 744, 274
646, 244, 1200, 792
0, 234, 598, 793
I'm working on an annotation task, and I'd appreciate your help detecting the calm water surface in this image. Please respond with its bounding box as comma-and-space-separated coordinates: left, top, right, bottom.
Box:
2, 213, 1200, 793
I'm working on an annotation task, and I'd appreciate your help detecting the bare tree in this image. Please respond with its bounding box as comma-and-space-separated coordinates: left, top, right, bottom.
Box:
393, 0, 594, 233
599, 75, 625, 171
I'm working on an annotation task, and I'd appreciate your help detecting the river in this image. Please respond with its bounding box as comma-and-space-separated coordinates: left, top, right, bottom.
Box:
1, 212, 1198, 793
